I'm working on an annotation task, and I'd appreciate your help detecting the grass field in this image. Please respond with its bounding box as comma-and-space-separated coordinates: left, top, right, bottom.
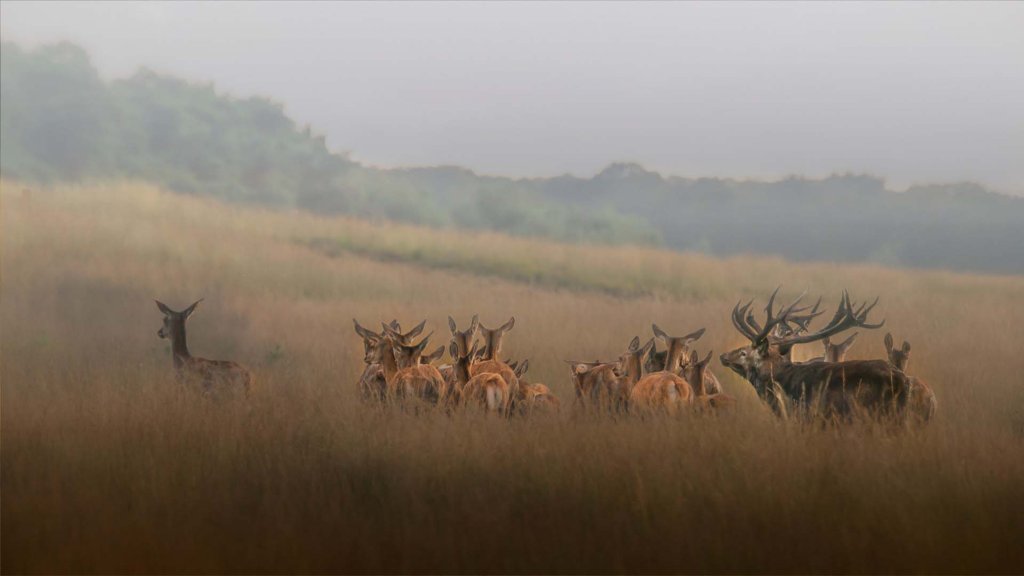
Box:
2, 180, 1024, 574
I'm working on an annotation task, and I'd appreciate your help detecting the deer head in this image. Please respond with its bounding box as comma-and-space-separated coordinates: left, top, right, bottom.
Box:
156, 299, 202, 343
620, 336, 655, 384
884, 333, 912, 371
823, 332, 859, 362
447, 314, 479, 358
381, 320, 428, 346
391, 332, 434, 369
651, 324, 705, 372
478, 317, 515, 361
681, 349, 714, 396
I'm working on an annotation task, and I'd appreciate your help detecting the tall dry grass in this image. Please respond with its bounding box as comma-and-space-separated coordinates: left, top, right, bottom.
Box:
2, 181, 1023, 574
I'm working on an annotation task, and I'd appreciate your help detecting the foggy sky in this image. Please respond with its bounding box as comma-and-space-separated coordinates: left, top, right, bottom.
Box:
2, 1, 1022, 192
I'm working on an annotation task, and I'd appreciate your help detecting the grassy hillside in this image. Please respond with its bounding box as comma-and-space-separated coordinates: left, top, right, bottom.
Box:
4, 41, 1023, 274
2, 180, 1024, 573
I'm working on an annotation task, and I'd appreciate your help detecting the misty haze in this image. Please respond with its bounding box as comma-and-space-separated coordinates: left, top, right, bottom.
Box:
2, 2, 1023, 575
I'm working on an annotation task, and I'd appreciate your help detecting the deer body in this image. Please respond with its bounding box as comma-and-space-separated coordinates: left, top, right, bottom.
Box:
885, 334, 937, 423
156, 300, 252, 396
629, 372, 691, 416
682, 350, 736, 412
469, 318, 520, 403
570, 362, 626, 413
448, 341, 508, 414
722, 290, 909, 421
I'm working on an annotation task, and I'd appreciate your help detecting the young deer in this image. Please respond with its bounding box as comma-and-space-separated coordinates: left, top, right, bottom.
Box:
449, 341, 509, 415
681, 350, 736, 412
652, 324, 723, 394
630, 333, 692, 416
156, 300, 252, 396
511, 359, 561, 416
720, 289, 910, 421
884, 333, 937, 423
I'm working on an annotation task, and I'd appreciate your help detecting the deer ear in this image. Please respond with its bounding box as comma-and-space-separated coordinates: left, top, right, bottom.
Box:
689, 350, 699, 364
641, 338, 656, 356
469, 315, 479, 333
448, 316, 458, 334
520, 359, 529, 376
354, 319, 376, 340
628, 336, 640, 352
842, 332, 859, 349
155, 300, 173, 315
389, 319, 401, 331
884, 333, 894, 353
183, 299, 202, 318
406, 320, 427, 339
652, 324, 668, 342
500, 317, 515, 332
902, 341, 911, 354
702, 350, 713, 366
682, 327, 706, 343
449, 341, 458, 359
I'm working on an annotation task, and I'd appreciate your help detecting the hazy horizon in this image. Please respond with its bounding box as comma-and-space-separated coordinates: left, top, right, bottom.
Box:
3, 1, 1022, 192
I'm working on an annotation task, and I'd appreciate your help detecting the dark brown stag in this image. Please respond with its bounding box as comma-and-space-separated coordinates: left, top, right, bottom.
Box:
720, 289, 910, 421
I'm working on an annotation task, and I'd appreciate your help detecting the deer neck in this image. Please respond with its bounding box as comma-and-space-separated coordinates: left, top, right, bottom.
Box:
379, 345, 400, 383
170, 321, 191, 368
664, 341, 685, 373
624, 353, 644, 384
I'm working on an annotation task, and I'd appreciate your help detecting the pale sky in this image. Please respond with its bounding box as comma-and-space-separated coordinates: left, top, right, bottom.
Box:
2, 1, 1022, 192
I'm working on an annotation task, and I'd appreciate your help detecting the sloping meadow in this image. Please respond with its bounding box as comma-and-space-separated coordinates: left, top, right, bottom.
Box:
3, 181, 1023, 573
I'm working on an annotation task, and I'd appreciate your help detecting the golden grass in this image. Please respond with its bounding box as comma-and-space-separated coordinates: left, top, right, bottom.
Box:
2, 180, 1024, 574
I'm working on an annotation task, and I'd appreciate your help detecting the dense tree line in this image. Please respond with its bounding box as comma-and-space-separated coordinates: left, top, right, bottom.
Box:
3, 41, 1021, 273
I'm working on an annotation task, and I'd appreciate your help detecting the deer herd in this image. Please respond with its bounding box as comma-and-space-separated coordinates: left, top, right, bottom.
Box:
155, 288, 937, 425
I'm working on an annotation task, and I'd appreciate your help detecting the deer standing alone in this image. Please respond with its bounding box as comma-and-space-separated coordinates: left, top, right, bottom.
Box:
155, 299, 252, 396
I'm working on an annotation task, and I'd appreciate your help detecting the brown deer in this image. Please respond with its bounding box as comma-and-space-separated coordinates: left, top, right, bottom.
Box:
720, 289, 910, 421
369, 329, 447, 405
651, 324, 724, 394
823, 333, 859, 362
567, 360, 622, 413
448, 315, 479, 357
630, 333, 692, 416
511, 359, 561, 415
156, 300, 252, 396
469, 317, 520, 407
353, 319, 417, 401
448, 341, 509, 415
884, 333, 937, 423
681, 350, 736, 412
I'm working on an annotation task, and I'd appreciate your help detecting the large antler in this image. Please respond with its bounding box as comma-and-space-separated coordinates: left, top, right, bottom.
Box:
731, 287, 809, 345
774, 291, 884, 350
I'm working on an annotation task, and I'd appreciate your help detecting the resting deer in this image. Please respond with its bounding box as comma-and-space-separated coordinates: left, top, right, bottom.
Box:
156, 300, 252, 396
681, 350, 736, 412
630, 333, 693, 416
651, 324, 723, 394
449, 341, 508, 415
469, 317, 520, 410
511, 359, 561, 415
884, 333, 937, 423
720, 289, 910, 421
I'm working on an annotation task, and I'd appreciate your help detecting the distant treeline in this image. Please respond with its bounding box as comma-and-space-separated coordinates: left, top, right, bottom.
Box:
3, 41, 1022, 274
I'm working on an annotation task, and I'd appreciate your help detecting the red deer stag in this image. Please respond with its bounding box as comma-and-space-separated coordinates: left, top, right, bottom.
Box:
884, 333, 937, 423
720, 289, 910, 421
156, 299, 252, 396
